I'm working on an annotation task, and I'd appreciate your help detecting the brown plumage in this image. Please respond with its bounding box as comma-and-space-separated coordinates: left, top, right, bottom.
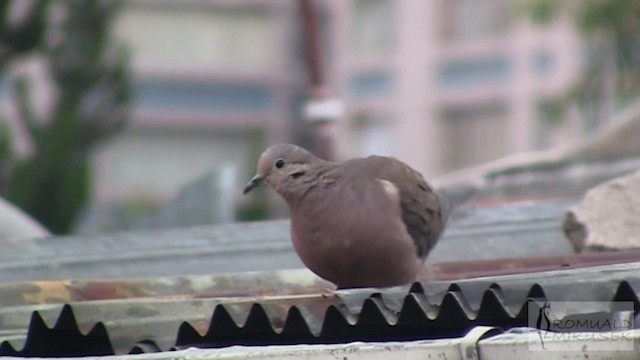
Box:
243, 143, 448, 289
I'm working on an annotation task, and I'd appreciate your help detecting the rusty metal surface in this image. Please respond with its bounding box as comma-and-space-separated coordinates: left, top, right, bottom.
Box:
0, 200, 576, 284
1, 254, 640, 356
427, 250, 640, 280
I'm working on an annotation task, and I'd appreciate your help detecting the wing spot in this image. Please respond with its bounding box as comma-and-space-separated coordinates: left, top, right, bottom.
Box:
377, 179, 400, 202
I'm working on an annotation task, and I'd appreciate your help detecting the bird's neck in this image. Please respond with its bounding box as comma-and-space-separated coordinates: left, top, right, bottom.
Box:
277, 159, 337, 209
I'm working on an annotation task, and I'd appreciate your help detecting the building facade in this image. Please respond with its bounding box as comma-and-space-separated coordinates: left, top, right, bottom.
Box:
92, 0, 302, 211
326, 0, 583, 177
84, 0, 584, 223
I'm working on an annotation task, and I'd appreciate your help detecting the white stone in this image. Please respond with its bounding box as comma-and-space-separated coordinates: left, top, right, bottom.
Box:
0, 197, 49, 243
564, 169, 640, 251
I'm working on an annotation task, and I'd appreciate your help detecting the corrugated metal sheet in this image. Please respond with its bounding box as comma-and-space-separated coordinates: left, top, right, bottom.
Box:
30, 330, 634, 360
2, 199, 634, 357
0, 201, 575, 283
1, 256, 639, 356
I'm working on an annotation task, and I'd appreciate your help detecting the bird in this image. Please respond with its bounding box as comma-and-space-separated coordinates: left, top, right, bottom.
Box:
243, 143, 456, 289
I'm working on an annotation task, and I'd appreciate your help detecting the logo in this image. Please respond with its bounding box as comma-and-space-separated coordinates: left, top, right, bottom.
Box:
535, 302, 554, 349
528, 301, 635, 352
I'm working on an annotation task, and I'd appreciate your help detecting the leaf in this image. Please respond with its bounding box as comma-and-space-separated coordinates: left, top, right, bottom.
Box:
13, 76, 43, 142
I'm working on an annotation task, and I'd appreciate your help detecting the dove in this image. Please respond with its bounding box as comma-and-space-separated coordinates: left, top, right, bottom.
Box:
243, 143, 452, 289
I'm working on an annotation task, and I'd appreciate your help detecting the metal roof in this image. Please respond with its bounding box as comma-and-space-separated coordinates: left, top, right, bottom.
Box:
1, 255, 640, 356
1, 199, 636, 357
0, 200, 575, 283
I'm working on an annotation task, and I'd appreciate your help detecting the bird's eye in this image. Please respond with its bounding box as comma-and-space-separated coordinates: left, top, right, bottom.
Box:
274, 158, 286, 169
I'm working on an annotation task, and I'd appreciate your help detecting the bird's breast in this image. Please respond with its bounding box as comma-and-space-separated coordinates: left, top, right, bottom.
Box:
288, 180, 423, 288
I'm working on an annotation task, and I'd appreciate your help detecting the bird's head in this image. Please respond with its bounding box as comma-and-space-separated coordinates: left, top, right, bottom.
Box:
243, 143, 316, 195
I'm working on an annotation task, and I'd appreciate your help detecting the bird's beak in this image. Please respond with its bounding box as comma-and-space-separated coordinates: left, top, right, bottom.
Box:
243, 175, 264, 194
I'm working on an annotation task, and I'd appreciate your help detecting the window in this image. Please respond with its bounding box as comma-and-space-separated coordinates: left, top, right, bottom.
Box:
134, 80, 272, 113
438, 57, 511, 88
100, 129, 250, 198
440, 102, 508, 170
116, 6, 275, 71
533, 50, 554, 77
351, 0, 395, 57
440, 0, 510, 42
349, 71, 393, 100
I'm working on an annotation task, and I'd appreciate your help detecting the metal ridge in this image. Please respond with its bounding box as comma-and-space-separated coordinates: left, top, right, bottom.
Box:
0, 200, 575, 284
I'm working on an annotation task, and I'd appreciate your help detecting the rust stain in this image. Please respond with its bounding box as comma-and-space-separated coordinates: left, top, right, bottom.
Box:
76, 282, 141, 301
22, 281, 73, 304
423, 250, 640, 281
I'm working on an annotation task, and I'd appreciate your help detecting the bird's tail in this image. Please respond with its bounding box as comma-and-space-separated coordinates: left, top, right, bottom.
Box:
435, 184, 477, 222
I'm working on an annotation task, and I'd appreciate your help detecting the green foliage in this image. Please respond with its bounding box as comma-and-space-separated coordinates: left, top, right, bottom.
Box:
538, 99, 564, 127
0, 121, 12, 190
235, 126, 270, 221
0, 0, 50, 205
0, 1, 50, 66
0, 0, 131, 234
526, 0, 640, 126
523, 0, 558, 25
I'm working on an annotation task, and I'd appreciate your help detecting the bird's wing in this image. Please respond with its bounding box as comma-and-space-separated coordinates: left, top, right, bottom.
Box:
339, 156, 445, 258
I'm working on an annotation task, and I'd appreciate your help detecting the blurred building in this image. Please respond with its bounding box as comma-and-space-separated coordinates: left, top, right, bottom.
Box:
87, 0, 585, 225
93, 0, 301, 211
326, 0, 583, 177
